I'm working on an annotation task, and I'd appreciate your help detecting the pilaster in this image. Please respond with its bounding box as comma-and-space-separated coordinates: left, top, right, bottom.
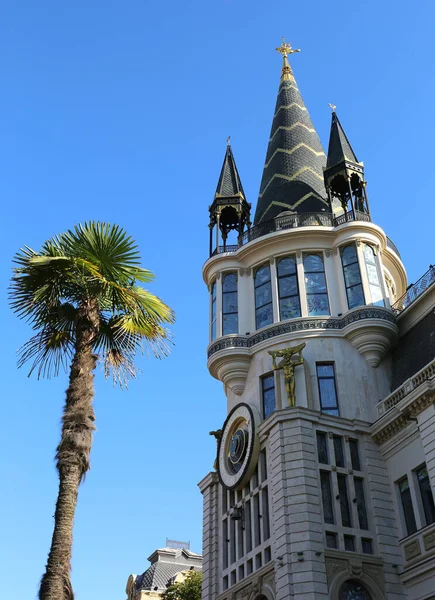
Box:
417, 403, 435, 493
199, 472, 220, 600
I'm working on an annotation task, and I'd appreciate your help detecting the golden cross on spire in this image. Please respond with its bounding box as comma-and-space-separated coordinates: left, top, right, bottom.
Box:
276, 37, 300, 58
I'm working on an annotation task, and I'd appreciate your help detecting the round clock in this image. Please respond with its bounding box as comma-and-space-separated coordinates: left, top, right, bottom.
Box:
217, 403, 260, 490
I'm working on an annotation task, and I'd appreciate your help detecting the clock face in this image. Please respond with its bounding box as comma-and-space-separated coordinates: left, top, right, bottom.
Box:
217, 403, 260, 490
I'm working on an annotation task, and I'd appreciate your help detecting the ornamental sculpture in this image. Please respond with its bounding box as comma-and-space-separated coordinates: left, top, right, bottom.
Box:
269, 342, 306, 407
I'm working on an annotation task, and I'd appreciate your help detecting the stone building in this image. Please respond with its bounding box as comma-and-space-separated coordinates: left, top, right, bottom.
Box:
199, 40, 435, 600
126, 544, 202, 600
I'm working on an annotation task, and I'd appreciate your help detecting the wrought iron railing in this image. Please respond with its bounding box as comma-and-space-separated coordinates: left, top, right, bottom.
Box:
386, 237, 401, 257
392, 265, 435, 314
211, 209, 372, 256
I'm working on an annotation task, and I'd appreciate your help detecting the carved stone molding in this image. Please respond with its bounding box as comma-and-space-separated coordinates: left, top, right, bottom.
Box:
207, 307, 396, 358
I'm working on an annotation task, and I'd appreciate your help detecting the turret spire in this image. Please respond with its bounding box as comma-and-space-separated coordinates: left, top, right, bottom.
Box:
208, 142, 251, 256
254, 39, 329, 225
324, 109, 370, 218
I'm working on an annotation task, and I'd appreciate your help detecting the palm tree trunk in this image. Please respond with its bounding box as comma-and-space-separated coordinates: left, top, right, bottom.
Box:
39, 300, 99, 600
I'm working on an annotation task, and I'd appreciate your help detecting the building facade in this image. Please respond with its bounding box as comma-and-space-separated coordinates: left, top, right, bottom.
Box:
198, 40, 435, 600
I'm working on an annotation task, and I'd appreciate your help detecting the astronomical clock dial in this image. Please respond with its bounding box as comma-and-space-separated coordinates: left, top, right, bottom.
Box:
217, 403, 260, 490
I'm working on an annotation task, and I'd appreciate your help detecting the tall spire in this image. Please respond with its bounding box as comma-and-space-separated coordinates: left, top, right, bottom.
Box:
254, 39, 329, 225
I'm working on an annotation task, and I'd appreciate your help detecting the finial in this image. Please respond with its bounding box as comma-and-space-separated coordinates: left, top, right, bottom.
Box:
329, 103, 336, 113
276, 37, 300, 82
276, 37, 301, 58
227, 136, 231, 146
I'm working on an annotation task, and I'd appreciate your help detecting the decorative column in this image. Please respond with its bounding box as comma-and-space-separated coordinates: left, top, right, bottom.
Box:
270, 257, 279, 324
296, 251, 308, 316
324, 248, 342, 316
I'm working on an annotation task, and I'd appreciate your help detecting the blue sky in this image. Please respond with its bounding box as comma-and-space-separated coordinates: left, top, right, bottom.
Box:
1, 1, 434, 598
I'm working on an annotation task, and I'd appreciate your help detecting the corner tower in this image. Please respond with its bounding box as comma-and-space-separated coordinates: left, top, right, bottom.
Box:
198, 40, 435, 600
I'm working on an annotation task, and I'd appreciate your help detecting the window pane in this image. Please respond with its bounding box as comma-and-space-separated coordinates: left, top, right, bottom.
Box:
338, 474, 352, 527
334, 436, 345, 468
349, 439, 361, 471
223, 313, 238, 335
370, 284, 384, 305
262, 374, 274, 390
366, 263, 380, 285
304, 254, 324, 272
344, 536, 355, 552
278, 257, 296, 276
255, 282, 272, 308
211, 321, 216, 340
307, 293, 330, 316
223, 273, 237, 292
364, 244, 375, 264
341, 245, 357, 266
399, 477, 417, 536
280, 296, 301, 320
278, 275, 298, 297
316, 432, 329, 464
317, 364, 334, 377
347, 284, 365, 309
343, 262, 362, 287
320, 471, 334, 524
362, 539, 373, 554
322, 407, 340, 416
354, 478, 369, 530
319, 378, 338, 409
263, 388, 276, 419
305, 272, 327, 293
223, 291, 238, 313
255, 265, 270, 285
326, 532, 337, 549
256, 303, 273, 329
417, 466, 435, 525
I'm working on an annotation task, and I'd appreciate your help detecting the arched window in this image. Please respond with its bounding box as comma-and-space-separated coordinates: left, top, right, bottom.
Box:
277, 256, 301, 320
303, 254, 330, 316
222, 273, 238, 335
211, 281, 217, 340
255, 264, 273, 329
363, 245, 384, 306
341, 245, 365, 309
338, 579, 372, 600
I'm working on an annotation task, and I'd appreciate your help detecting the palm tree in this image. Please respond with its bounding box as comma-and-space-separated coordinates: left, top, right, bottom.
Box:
10, 222, 175, 600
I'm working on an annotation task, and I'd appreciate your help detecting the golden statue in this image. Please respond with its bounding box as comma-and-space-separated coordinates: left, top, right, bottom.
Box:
269, 343, 306, 407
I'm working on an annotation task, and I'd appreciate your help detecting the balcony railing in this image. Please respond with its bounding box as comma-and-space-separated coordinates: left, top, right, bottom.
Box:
392, 266, 435, 314
211, 209, 371, 256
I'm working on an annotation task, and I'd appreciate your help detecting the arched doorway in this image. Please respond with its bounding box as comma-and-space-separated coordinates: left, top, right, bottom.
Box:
338, 579, 373, 600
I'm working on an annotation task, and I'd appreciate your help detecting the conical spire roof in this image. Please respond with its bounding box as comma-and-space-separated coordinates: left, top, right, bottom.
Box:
254, 41, 328, 225
326, 111, 358, 168
215, 142, 245, 199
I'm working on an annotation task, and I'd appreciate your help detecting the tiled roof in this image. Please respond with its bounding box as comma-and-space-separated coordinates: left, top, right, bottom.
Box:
215, 144, 245, 198
135, 563, 201, 591
326, 111, 358, 168
254, 60, 329, 224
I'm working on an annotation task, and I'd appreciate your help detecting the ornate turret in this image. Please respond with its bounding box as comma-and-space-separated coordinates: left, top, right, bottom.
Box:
208, 140, 251, 256
324, 108, 371, 218
253, 39, 329, 225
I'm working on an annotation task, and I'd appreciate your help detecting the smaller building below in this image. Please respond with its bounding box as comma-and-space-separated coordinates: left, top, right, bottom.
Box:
126, 546, 202, 600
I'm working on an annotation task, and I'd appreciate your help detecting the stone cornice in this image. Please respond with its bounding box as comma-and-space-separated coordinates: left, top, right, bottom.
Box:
197, 471, 219, 493
207, 307, 395, 358
371, 381, 435, 445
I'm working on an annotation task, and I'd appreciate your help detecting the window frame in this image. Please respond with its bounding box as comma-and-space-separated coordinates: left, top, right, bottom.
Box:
261, 373, 276, 420
211, 280, 217, 340
398, 475, 418, 536
363, 243, 385, 307
303, 253, 330, 316
340, 244, 365, 310
415, 464, 435, 527
316, 362, 340, 416
277, 254, 301, 321
222, 272, 238, 336
254, 263, 273, 330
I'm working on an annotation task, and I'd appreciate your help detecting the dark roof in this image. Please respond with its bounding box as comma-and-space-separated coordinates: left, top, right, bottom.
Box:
254, 60, 328, 224
326, 111, 358, 168
135, 562, 201, 591
215, 144, 245, 198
